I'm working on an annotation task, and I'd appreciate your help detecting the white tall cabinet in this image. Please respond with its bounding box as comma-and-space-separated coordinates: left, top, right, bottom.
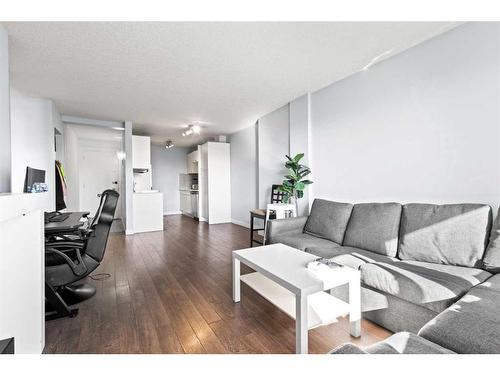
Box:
198, 142, 231, 224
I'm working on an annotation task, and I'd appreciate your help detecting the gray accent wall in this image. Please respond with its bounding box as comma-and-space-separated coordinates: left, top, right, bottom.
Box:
230, 22, 500, 226
151, 145, 189, 215
289, 94, 311, 216
257, 104, 290, 209
230, 124, 257, 227
0, 26, 10, 193
310, 22, 500, 210
230, 98, 312, 226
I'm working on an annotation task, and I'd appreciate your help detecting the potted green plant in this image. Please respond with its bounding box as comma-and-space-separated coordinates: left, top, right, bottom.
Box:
277, 153, 313, 214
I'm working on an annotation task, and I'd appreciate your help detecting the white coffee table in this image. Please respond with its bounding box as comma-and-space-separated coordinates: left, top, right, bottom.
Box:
232, 243, 361, 354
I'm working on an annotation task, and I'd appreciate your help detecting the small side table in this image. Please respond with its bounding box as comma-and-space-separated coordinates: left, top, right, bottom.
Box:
263, 203, 297, 244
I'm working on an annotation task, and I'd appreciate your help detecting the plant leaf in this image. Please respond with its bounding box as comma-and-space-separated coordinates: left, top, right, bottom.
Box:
293, 153, 304, 163
299, 169, 311, 178
302, 180, 313, 185
295, 182, 305, 191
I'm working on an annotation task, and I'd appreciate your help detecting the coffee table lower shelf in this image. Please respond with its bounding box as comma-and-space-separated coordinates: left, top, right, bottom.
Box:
240, 272, 350, 329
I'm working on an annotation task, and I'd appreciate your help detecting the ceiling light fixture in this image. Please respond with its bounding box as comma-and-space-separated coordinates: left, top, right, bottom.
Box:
191, 124, 201, 134
182, 124, 201, 137
165, 140, 174, 149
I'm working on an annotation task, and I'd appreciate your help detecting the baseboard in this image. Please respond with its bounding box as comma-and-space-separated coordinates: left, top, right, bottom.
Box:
125, 229, 134, 235
232, 219, 250, 229
164, 211, 182, 216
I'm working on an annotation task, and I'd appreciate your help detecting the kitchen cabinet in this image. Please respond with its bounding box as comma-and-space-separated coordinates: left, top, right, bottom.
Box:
132, 135, 151, 169
133, 192, 164, 233
180, 190, 191, 214
187, 150, 199, 174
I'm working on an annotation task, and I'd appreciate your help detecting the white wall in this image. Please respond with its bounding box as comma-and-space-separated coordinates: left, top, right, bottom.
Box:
311, 23, 500, 210
10, 89, 56, 211
0, 193, 46, 353
151, 145, 188, 215
124, 121, 133, 234
0, 25, 10, 193
63, 125, 79, 211
230, 124, 257, 227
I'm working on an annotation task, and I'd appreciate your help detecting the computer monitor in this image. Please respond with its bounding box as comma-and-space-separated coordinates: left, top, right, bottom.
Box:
23, 167, 46, 193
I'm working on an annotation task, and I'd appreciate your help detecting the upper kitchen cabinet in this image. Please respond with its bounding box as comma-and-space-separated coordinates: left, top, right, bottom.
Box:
132, 135, 151, 169
187, 150, 199, 174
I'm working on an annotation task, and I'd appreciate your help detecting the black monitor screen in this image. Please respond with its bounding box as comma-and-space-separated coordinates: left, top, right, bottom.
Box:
23, 167, 45, 193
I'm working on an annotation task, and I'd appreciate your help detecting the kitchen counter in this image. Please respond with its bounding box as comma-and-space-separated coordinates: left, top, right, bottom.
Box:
133, 191, 164, 233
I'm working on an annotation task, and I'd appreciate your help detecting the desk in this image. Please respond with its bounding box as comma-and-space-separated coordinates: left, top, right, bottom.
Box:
44, 211, 90, 321
44, 212, 90, 235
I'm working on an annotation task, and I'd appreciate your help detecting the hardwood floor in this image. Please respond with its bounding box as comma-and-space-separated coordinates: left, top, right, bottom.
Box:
44, 215, 391, 354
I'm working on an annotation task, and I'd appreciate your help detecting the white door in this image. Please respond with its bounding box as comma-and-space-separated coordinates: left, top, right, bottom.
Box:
79, 148, 122, 218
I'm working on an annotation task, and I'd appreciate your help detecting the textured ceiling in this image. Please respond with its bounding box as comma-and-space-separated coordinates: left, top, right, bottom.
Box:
3, 22, 459, 146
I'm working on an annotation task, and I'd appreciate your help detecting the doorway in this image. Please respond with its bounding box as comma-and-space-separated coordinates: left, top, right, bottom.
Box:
79, 146, 122, 218
63, 124, 124, 230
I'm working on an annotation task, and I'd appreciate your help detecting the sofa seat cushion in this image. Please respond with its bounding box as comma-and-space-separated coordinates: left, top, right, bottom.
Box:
398, 203, 492, 267
268, 232, 341, 253
360, 260, 491, 313
365, 332, 454, 354
343, 203, 402, 257
304, 199, 353, 244
419, 274, 500, 353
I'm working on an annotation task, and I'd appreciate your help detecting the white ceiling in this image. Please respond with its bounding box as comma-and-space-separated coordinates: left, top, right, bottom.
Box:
68, 124, 123, 144
3, 22, 459, 147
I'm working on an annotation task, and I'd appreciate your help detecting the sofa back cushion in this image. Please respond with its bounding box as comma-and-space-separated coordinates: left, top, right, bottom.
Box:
343, 203, 402, 257
482, 207, 500, 273
398, 203, 492, 267
304, 199, 353, 244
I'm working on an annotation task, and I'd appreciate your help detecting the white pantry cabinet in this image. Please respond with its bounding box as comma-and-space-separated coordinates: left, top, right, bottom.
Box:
198, 142, 231, 224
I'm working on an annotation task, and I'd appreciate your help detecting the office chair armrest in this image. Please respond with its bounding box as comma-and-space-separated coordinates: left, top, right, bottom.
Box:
45, 241, 85, 249
45, 244, 88, 276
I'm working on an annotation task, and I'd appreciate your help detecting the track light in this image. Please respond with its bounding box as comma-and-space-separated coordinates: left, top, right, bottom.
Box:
182, 124, 201, 137
165, 140, 174, 149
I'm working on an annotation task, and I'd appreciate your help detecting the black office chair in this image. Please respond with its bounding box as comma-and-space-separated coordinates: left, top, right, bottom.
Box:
45, 189, 119, 320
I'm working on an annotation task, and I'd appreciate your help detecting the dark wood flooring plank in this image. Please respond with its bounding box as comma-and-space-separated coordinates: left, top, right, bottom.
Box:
44, 215, 391, 354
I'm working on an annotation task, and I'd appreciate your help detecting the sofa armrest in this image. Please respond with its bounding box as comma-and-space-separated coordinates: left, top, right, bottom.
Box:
329, 343, 368, 354
266, 216, 308, 240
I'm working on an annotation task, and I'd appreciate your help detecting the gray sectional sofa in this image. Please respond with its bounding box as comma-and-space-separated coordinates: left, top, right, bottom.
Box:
266, 199, 500, 354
